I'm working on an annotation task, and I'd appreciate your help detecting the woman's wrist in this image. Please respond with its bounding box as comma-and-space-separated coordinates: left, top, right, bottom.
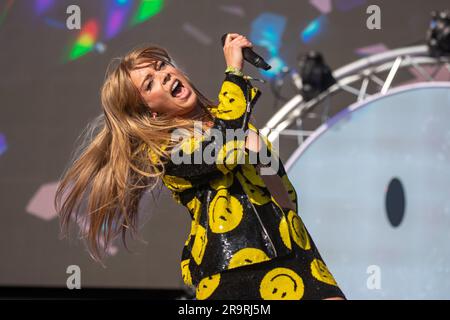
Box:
225, 65, 244, 77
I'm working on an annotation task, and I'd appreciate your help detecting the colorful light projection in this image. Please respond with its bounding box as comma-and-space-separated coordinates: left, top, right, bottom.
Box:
66, 0, 164, 61
0, 0, 16, 27
36, 0, 369, 64
66, 19, 99, 61
32, 0, 165, 62
35, 0, 54, 15
309, 0, 332, 14
105, 0, 133, 39
250, 13, 287, 79
26, 182, 59, 221
130, 0, 164, 26
0, 133, 7, 156
301, 15, 326, 43
335, 0, 367, 12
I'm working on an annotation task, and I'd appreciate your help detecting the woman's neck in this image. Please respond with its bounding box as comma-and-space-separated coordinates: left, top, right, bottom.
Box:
181, 103, 203, 119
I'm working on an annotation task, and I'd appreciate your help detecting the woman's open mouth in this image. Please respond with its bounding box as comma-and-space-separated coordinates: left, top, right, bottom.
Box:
171, 79, 190, 100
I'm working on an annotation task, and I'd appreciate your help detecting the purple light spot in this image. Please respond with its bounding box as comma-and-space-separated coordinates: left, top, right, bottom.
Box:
0, 133, 7, 156
106, 9, 126, 39
26, 182, 59, 221
309, 0, 332, 14
35, 0, 54, 15
355, 43, 389, 56
44, 17, 65, 29
105, 0, 132, 39
335, 0, 367, 12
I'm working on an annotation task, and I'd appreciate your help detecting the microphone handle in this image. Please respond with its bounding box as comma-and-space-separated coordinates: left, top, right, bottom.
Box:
221, 33, 271, 71
243, 48, 271, 70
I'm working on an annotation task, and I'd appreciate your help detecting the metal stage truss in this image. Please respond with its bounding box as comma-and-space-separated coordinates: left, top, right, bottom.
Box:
260, 45, 450, 146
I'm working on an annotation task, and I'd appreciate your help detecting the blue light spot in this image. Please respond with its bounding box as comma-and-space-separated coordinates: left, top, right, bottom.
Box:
261, 56, 287, 79
250, 13, 286, 55
301, 16, 325, 43
116, 0, 130, 6
0, 133, 7, 156
250, 13, 287, 79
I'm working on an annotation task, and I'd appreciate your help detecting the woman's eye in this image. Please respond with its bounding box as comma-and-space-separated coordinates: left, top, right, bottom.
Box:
146, 80, 152, 91
146, 61, 166, 91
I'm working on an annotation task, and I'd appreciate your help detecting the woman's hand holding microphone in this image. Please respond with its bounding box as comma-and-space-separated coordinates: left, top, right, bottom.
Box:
223, 33, 254, 72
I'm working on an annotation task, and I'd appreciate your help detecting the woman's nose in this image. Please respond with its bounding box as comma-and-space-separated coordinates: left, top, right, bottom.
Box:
158, 72, 171, 87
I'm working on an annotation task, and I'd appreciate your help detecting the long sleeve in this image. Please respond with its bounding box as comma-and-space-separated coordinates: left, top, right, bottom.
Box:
163, 73, 261, 188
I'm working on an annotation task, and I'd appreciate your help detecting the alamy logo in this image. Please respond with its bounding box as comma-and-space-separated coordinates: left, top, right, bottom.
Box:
66, 265, 81, 289
366, 5, 381, 30
366, 265, 382, 290
66, 5, 81, 30
170, 121, 279, 175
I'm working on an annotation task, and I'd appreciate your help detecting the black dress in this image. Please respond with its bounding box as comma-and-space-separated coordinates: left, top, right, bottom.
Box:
155, 72, 345, 300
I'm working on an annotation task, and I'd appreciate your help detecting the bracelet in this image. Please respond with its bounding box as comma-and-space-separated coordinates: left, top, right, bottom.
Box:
225, 66, 244, 77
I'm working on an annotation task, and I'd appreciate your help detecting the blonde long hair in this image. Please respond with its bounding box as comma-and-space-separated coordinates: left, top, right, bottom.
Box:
54, 45, 215, 262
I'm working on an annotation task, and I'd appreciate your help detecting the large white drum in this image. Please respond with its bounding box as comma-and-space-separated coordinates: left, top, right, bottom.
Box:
286, 82, 450, 299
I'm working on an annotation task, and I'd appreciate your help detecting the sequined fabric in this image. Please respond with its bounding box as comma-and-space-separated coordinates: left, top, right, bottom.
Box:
157, 73, 345, 300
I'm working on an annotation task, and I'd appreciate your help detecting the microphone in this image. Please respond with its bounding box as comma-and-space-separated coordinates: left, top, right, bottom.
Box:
221, 33, 272, 71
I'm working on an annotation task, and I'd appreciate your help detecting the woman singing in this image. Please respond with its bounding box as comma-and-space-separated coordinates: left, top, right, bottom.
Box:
55, 33, 346, 300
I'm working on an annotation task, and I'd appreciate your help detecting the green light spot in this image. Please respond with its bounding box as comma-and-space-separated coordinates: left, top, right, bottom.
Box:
69, 40, 95, 61
65, 20, 98, 62
131, 0, 164, 26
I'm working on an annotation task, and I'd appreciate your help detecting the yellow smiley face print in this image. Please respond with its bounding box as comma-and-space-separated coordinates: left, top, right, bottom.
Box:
212, 81, 247, 121
191, 224, 207, 265
311, 259, 338, 286
259, 267, 304, 300
196, 274, 221, 300
287, 210, 311, 250
180, 259, 192, 286
208, 189, 244, 233
216, 139, 246, 175
187, 197, 202, 223
279, 216, 292, 250
241, 163, 266, 188
236, 171, 271, 205
209, 172, 234, 190
185, 197, 202, 246
162, 175, 193, 192
179, 134, 205, 155
228, 248, 270, 269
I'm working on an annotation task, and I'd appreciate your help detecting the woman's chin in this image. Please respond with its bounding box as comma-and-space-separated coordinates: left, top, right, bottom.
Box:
178, 102, 200, 118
